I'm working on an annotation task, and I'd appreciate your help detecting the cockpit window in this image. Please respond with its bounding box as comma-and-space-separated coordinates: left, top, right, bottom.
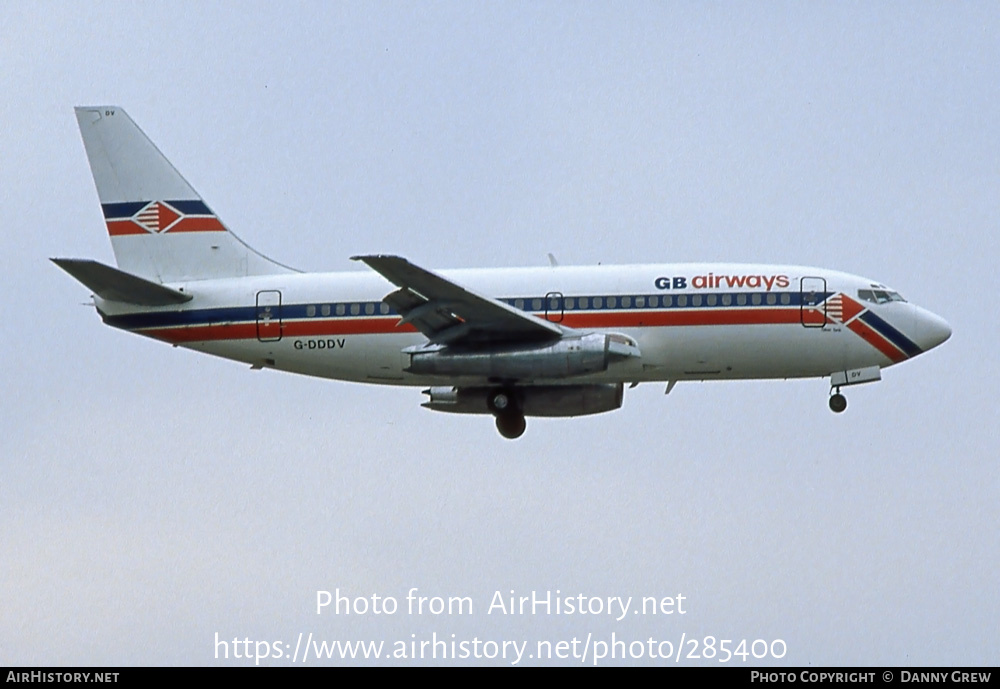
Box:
857, 289, 906, 304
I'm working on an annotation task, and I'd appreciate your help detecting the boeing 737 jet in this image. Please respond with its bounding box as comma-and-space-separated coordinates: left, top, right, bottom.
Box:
55, 107, 951, 438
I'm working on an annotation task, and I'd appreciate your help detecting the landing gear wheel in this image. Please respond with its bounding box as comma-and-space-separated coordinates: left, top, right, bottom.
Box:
488, 387, 525, 438
495, 412, 526, 439
829, 392, 847, 413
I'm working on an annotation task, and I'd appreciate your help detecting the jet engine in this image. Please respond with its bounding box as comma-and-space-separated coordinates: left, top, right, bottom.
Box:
405, 332, 639, 380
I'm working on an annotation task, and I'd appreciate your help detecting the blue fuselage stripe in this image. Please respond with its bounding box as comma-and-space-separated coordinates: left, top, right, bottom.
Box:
858, 310, 922, 357
102, 290, 833, 331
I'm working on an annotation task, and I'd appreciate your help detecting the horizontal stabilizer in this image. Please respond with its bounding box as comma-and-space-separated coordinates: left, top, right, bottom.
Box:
51, 258, 193, 306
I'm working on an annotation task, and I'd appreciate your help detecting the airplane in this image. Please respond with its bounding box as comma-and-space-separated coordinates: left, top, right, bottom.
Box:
55, 106, 952, 439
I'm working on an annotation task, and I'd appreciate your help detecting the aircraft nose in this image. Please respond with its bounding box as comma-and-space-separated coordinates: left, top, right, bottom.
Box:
912, 308, 952, 352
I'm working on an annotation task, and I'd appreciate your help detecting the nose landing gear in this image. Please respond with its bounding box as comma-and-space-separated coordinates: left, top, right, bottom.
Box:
827, 366, 881, 414
829, 388, 847, 413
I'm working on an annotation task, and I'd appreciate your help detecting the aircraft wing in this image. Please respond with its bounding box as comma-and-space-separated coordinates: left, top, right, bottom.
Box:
352, 255, 564, 346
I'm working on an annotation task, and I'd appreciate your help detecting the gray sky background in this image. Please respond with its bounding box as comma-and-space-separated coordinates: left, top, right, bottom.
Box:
2, 2, 997, 666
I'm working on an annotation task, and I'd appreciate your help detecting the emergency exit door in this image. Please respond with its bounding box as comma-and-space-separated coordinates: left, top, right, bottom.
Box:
800, 277, 827, 328
256, 290, 283, 342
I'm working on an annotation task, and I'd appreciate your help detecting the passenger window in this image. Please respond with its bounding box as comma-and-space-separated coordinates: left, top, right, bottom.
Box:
306, 305, 316, 317
350, 303, 360, 315
380, 303, 389, 314
636, 296, 645, 308
365, 303, 375, 315
532, 298, 542, 310
767, 293, 777, 305
608, 296, 618, 309
565, 297, 575, 310
594, 297, 604, 309
752, 294, 762, 305
515, 299, 524, 310
622, 296, 632, 308
321, 304, 331, 317
578, 297, 589, 309
707, 294, 717, 306
692, 295, 702, 307
336, 304, 345, 316
722, 294, 732, 306
677, 295, 688, 307
736, 294, 747, 306
780, 293, 791, 305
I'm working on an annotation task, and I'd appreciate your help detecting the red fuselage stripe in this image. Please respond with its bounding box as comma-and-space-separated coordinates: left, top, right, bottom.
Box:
136, 308, 821, 345
847, 319, 907, 363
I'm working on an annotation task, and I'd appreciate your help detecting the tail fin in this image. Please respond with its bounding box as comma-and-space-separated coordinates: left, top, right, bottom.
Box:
75, 106, 296, 282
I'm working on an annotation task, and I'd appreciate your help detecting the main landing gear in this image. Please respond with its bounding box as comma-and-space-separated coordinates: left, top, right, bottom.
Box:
488, 389, 526, 439
829, 388, 847, 413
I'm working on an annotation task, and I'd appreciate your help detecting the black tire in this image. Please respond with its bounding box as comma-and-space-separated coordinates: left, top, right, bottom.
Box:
496, 412, 526, 439
829, 393, 847, 413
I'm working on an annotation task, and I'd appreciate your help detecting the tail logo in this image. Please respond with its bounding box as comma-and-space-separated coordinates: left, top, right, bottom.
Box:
103, 200, 226, 236
134, 202, 181, 233
824, 293, 866, 326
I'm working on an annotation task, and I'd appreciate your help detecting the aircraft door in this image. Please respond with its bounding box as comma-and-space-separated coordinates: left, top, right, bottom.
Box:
800, 277, 827, 328
256, 290, 283, 342
544, 292, 564, 323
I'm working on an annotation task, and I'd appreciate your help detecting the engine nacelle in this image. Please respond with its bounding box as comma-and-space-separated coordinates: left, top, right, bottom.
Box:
405, 332, 638, 380
423, 383, 625, 418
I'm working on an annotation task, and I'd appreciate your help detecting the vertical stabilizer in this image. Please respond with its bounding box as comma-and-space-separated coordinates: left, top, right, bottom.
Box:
75, 106, 296, 282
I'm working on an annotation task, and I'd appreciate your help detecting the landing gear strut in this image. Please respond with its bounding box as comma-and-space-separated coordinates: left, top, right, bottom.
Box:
829, 388, 847, 413
489, 389, 526, 439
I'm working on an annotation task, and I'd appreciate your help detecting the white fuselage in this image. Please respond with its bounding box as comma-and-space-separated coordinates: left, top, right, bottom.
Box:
93, 262, 951, 388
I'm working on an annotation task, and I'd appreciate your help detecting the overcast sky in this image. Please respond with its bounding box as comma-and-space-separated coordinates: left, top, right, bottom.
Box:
2, 1, 997, 666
